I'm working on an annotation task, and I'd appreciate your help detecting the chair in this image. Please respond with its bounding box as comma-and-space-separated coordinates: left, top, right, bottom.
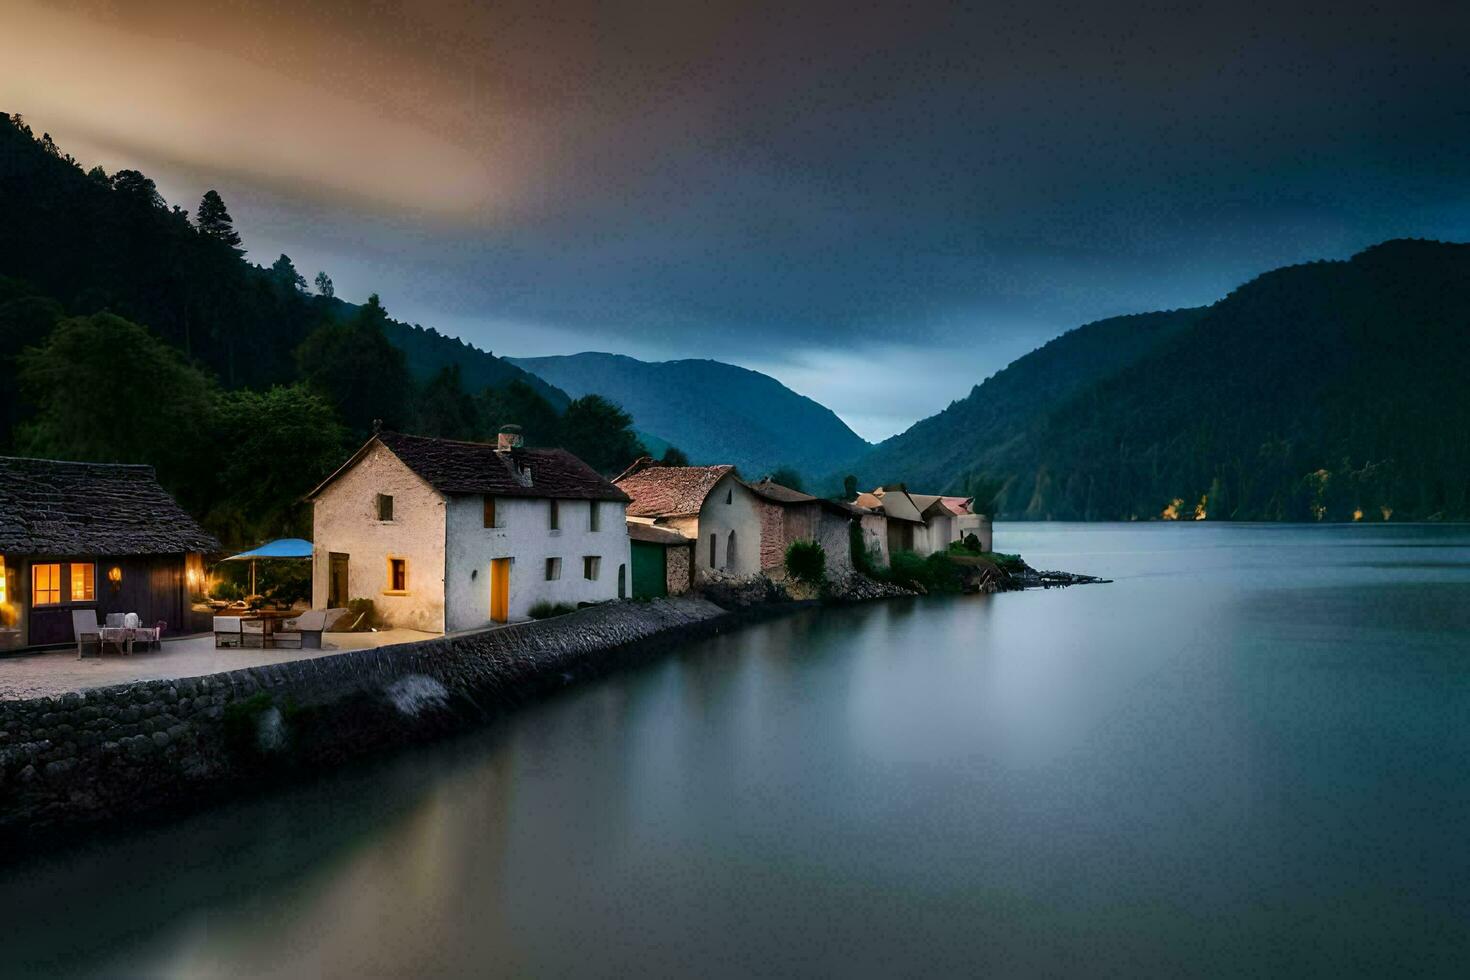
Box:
72, 609, 101, 660
275, 608, 344, 650
213, 616, 243, 648
105, 613, 126, 628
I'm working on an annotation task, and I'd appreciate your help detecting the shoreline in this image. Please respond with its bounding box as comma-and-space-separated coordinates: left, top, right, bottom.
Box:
0, 563, 1102, 855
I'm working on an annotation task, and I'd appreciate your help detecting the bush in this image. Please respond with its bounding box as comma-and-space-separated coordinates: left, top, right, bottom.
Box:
529, 600, 576, 620
884, 550, 965, 593
784, 539, 826, 585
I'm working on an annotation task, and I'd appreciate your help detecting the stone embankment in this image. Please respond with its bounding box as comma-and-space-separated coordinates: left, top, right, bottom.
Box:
0, 597, 737, 848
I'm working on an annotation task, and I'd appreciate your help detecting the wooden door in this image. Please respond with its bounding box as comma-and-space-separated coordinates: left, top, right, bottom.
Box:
329, 553, 349, 607
490, 558, 511, 623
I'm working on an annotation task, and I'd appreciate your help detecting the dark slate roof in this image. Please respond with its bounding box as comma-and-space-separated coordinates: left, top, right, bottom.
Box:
310, 432, 630, 502
626, 522, 693, 546
746, 478, 864, 518
0, 456, 221, 557
613, 458, 738, 518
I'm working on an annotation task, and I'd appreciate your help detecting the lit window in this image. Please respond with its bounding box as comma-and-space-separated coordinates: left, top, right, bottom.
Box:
583, 556, 601, 580
70, 562, 95, 602
377, 494, 394, 521
32, 563, 61, 606
545, 557, 562, 581
589, 501, 600, 531
386, 557, 408, 593
483, 496, 497, 528
549, 500, 560, 530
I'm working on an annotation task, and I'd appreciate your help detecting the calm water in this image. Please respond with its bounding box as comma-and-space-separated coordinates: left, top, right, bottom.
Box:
5, 523, 1470, 978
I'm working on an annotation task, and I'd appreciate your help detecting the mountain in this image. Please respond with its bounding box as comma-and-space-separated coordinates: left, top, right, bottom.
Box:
847, 239, 1470, 522
840, 308, 1205, 492
509, 352, 870, 478
0, 112, 560, 405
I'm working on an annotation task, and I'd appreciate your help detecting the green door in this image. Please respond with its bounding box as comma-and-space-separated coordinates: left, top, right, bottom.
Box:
630, 541, 667, 599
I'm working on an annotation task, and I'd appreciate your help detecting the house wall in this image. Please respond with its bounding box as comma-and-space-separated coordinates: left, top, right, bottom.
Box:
814, 510, 855, 578
956, 515, 994, 552
6, 553, 197, 648
312, 447, 447, 632
921, 513, 954, 555
757, 500, 785, 571
666, 543, 692, 595
859, 513, 889, 568
444, 496, 629, 627
693, 474, 763, 577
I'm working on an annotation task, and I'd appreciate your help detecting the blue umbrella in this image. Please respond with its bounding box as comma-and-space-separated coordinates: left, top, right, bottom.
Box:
222, 538, 313, 595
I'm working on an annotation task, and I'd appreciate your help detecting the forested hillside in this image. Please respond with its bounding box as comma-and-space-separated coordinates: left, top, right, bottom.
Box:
510, 352, 870, 479
0, 114, 631, 545
848, 240, 1470, 522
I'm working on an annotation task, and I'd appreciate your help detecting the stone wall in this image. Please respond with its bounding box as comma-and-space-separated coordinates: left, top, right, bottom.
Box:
0, 598, 728, 847
666, 544, 692, 596
757, 500, 785, 571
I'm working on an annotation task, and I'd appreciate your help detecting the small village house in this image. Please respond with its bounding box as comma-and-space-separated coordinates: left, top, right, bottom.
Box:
614, 460, 764, 577
855, 486, 993, 555
744, 477, 861, 579
0, 456, 219, 650
307, 428, 630, 630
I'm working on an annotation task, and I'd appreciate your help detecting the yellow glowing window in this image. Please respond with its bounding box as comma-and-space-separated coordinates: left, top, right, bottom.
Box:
32, 563, 62, 606
70, 563, 95, 602
385, 557, 408, 593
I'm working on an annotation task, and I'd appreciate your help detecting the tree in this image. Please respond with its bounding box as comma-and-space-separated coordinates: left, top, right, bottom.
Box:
479, 379, 562, 446
314, 271, 334, 298
270, 254, 308, 293
415, 364, 481, 440
18, 313, 217, 503
295, 295, 411, 436
111, 170, 164, 209
0, 278, 64, 452
207, 384, 347, 542
769, 466, 805, 491
196, 189, 242, 248
843, 474, 858, 500
559, 394, 645, 473
660, 445, 690, 466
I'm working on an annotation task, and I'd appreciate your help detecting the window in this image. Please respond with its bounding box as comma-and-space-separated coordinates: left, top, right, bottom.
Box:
32, 563, 61, 606
726, 487, 733, 505
70, 562, 95, 602
549, 499, 560, 530
545, 557, 562, 581
483, 496, 497, 528
589, 501, 600, 532
583, 556, 601, 580
385, 557, 408, 594
709, 533, 717, 567
377, 493, 394, 521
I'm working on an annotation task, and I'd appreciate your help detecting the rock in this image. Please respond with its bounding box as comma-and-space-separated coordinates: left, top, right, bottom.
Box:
18, 764, 37, 783
151, 731, 171, 749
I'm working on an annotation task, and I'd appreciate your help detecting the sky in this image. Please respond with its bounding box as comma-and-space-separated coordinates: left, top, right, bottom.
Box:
5, 0, 1470, 440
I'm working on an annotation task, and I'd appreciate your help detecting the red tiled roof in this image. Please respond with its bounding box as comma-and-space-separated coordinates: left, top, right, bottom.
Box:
310, 432, 629, 502
614, 460, 737, 517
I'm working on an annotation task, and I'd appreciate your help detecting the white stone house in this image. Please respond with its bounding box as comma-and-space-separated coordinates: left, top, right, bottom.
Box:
308, 429, 631, 631
613, 459, 763, 578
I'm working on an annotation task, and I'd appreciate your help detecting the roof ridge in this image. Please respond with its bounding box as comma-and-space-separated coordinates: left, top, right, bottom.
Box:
0, 454, 155, 471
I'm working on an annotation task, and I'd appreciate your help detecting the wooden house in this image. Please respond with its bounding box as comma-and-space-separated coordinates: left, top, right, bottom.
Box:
0, 456, 220, 650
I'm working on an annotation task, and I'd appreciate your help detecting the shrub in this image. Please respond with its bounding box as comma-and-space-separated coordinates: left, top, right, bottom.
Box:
784, 539, 826, 585
529, 600, 576, 620
885, 550, 965, 593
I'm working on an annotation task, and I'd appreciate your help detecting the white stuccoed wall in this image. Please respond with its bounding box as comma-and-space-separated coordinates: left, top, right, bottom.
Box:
312, 448, 447, 631
444, 496, 630, 628
693, 474, 763, 577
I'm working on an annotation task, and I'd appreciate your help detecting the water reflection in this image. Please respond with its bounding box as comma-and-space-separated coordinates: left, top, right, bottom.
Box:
3, 523, 1468, 977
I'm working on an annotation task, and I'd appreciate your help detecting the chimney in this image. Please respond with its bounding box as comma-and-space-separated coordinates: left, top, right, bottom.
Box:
496, 424, 524, 453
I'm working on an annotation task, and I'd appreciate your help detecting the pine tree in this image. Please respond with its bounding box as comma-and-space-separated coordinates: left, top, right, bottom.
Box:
196, 190, 242, 248
314, 271, 334, 298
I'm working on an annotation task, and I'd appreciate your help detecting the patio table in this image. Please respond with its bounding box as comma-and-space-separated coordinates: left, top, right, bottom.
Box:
97, 626, 161, 655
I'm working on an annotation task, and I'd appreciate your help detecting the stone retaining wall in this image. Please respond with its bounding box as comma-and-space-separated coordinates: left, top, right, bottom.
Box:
0, 597, 730, 847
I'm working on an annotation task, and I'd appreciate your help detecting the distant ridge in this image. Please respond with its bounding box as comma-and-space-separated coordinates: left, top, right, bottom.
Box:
509, 352, 870, 479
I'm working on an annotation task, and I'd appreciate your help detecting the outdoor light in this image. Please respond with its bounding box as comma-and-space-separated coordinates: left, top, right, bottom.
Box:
107, 566, 122, 588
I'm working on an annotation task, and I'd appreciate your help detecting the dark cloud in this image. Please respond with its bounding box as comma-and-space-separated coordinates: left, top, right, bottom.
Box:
9, 0, 1470, 437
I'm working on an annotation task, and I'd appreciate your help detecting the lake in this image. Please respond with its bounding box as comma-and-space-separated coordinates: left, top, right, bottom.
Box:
5, 523, 1469, 977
